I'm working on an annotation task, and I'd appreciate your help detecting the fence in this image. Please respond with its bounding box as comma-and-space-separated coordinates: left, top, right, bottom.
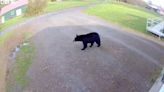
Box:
146, 16, 164, 28
146, 16, 164, 39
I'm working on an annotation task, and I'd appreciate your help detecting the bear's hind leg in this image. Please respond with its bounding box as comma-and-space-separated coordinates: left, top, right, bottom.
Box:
90, 42, 94, 47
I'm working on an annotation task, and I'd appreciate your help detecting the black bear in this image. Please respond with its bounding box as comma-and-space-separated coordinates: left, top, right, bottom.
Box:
73, 32, 101, 50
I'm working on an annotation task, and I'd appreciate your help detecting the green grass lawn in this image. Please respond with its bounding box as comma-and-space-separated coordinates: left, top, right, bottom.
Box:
84, 2, 162, 34
45, 1, 100, 13
0, 29, 15, 43
0, 1, 100, 33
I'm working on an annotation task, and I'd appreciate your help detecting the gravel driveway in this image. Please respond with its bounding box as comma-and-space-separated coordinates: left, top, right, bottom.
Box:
7, 4, 164, 92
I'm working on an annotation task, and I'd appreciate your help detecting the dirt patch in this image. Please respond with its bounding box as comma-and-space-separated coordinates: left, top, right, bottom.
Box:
0, 15, 54, 92
0, 26, 34, 92
6, 41, 35, 92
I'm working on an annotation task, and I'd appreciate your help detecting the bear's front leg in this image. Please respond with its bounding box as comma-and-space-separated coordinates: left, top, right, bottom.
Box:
81, 42, 87, 50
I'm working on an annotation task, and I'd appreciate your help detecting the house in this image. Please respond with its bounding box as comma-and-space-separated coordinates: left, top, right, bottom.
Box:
0, 0, 28, 23
147, 5, 164, 15
148, 5, 160, 13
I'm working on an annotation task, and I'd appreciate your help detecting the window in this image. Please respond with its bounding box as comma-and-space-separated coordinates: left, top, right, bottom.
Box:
11, 11, 14, 15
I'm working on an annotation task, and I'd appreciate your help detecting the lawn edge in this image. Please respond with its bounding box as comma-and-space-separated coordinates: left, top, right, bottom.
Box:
82, 9, 164, 47
0, 2, 102, 37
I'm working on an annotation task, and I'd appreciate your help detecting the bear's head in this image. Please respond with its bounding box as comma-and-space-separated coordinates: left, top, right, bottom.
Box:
73, 34, 81, 42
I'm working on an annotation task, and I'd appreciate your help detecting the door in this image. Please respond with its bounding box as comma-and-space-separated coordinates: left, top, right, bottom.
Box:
1, 16, 4, 23
16, 9, 22, 16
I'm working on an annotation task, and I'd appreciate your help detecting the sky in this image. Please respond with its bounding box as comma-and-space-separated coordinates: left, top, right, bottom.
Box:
143, 0, 164, 7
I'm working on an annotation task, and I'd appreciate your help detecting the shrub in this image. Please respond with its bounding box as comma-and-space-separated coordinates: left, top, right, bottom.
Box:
24, 0, 48, 16
51, 0, 56, 2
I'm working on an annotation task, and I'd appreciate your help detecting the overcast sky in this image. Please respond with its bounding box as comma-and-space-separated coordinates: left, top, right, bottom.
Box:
143, 0, 164, 7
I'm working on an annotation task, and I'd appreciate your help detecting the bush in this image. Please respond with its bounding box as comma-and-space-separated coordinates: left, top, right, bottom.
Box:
24, 0, 48, 16
51, 0, 56, 2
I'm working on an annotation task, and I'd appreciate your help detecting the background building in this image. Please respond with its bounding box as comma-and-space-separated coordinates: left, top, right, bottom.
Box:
0, 0, 28, 23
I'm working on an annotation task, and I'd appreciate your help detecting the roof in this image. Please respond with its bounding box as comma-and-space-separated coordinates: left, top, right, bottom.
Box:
0, 0, 28, 16
149, 5, 158, 9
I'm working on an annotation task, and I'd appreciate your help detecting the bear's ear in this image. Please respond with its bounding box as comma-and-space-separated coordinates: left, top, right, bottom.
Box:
76, 34, 78, 36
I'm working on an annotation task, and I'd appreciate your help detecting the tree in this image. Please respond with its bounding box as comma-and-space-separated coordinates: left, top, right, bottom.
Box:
24, 0, 48, 16
121, 0, 147, 8
51, 0, 56, 2
138, 0, 147, 7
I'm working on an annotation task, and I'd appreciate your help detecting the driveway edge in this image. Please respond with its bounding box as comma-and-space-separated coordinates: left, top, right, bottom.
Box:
0, 2, 103, 37
149, 67, 164, 92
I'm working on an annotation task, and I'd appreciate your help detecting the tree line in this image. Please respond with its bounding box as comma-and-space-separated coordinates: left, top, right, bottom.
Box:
115, 0, 148, 8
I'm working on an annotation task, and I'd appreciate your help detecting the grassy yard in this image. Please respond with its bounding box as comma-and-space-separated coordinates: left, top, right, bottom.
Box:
0, 28, 33, 91
6, 39, 35, 92
84, 2, 162, 34
0, 29, 15, 43
0, 1, 101, 33
45, 1, 100, 13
